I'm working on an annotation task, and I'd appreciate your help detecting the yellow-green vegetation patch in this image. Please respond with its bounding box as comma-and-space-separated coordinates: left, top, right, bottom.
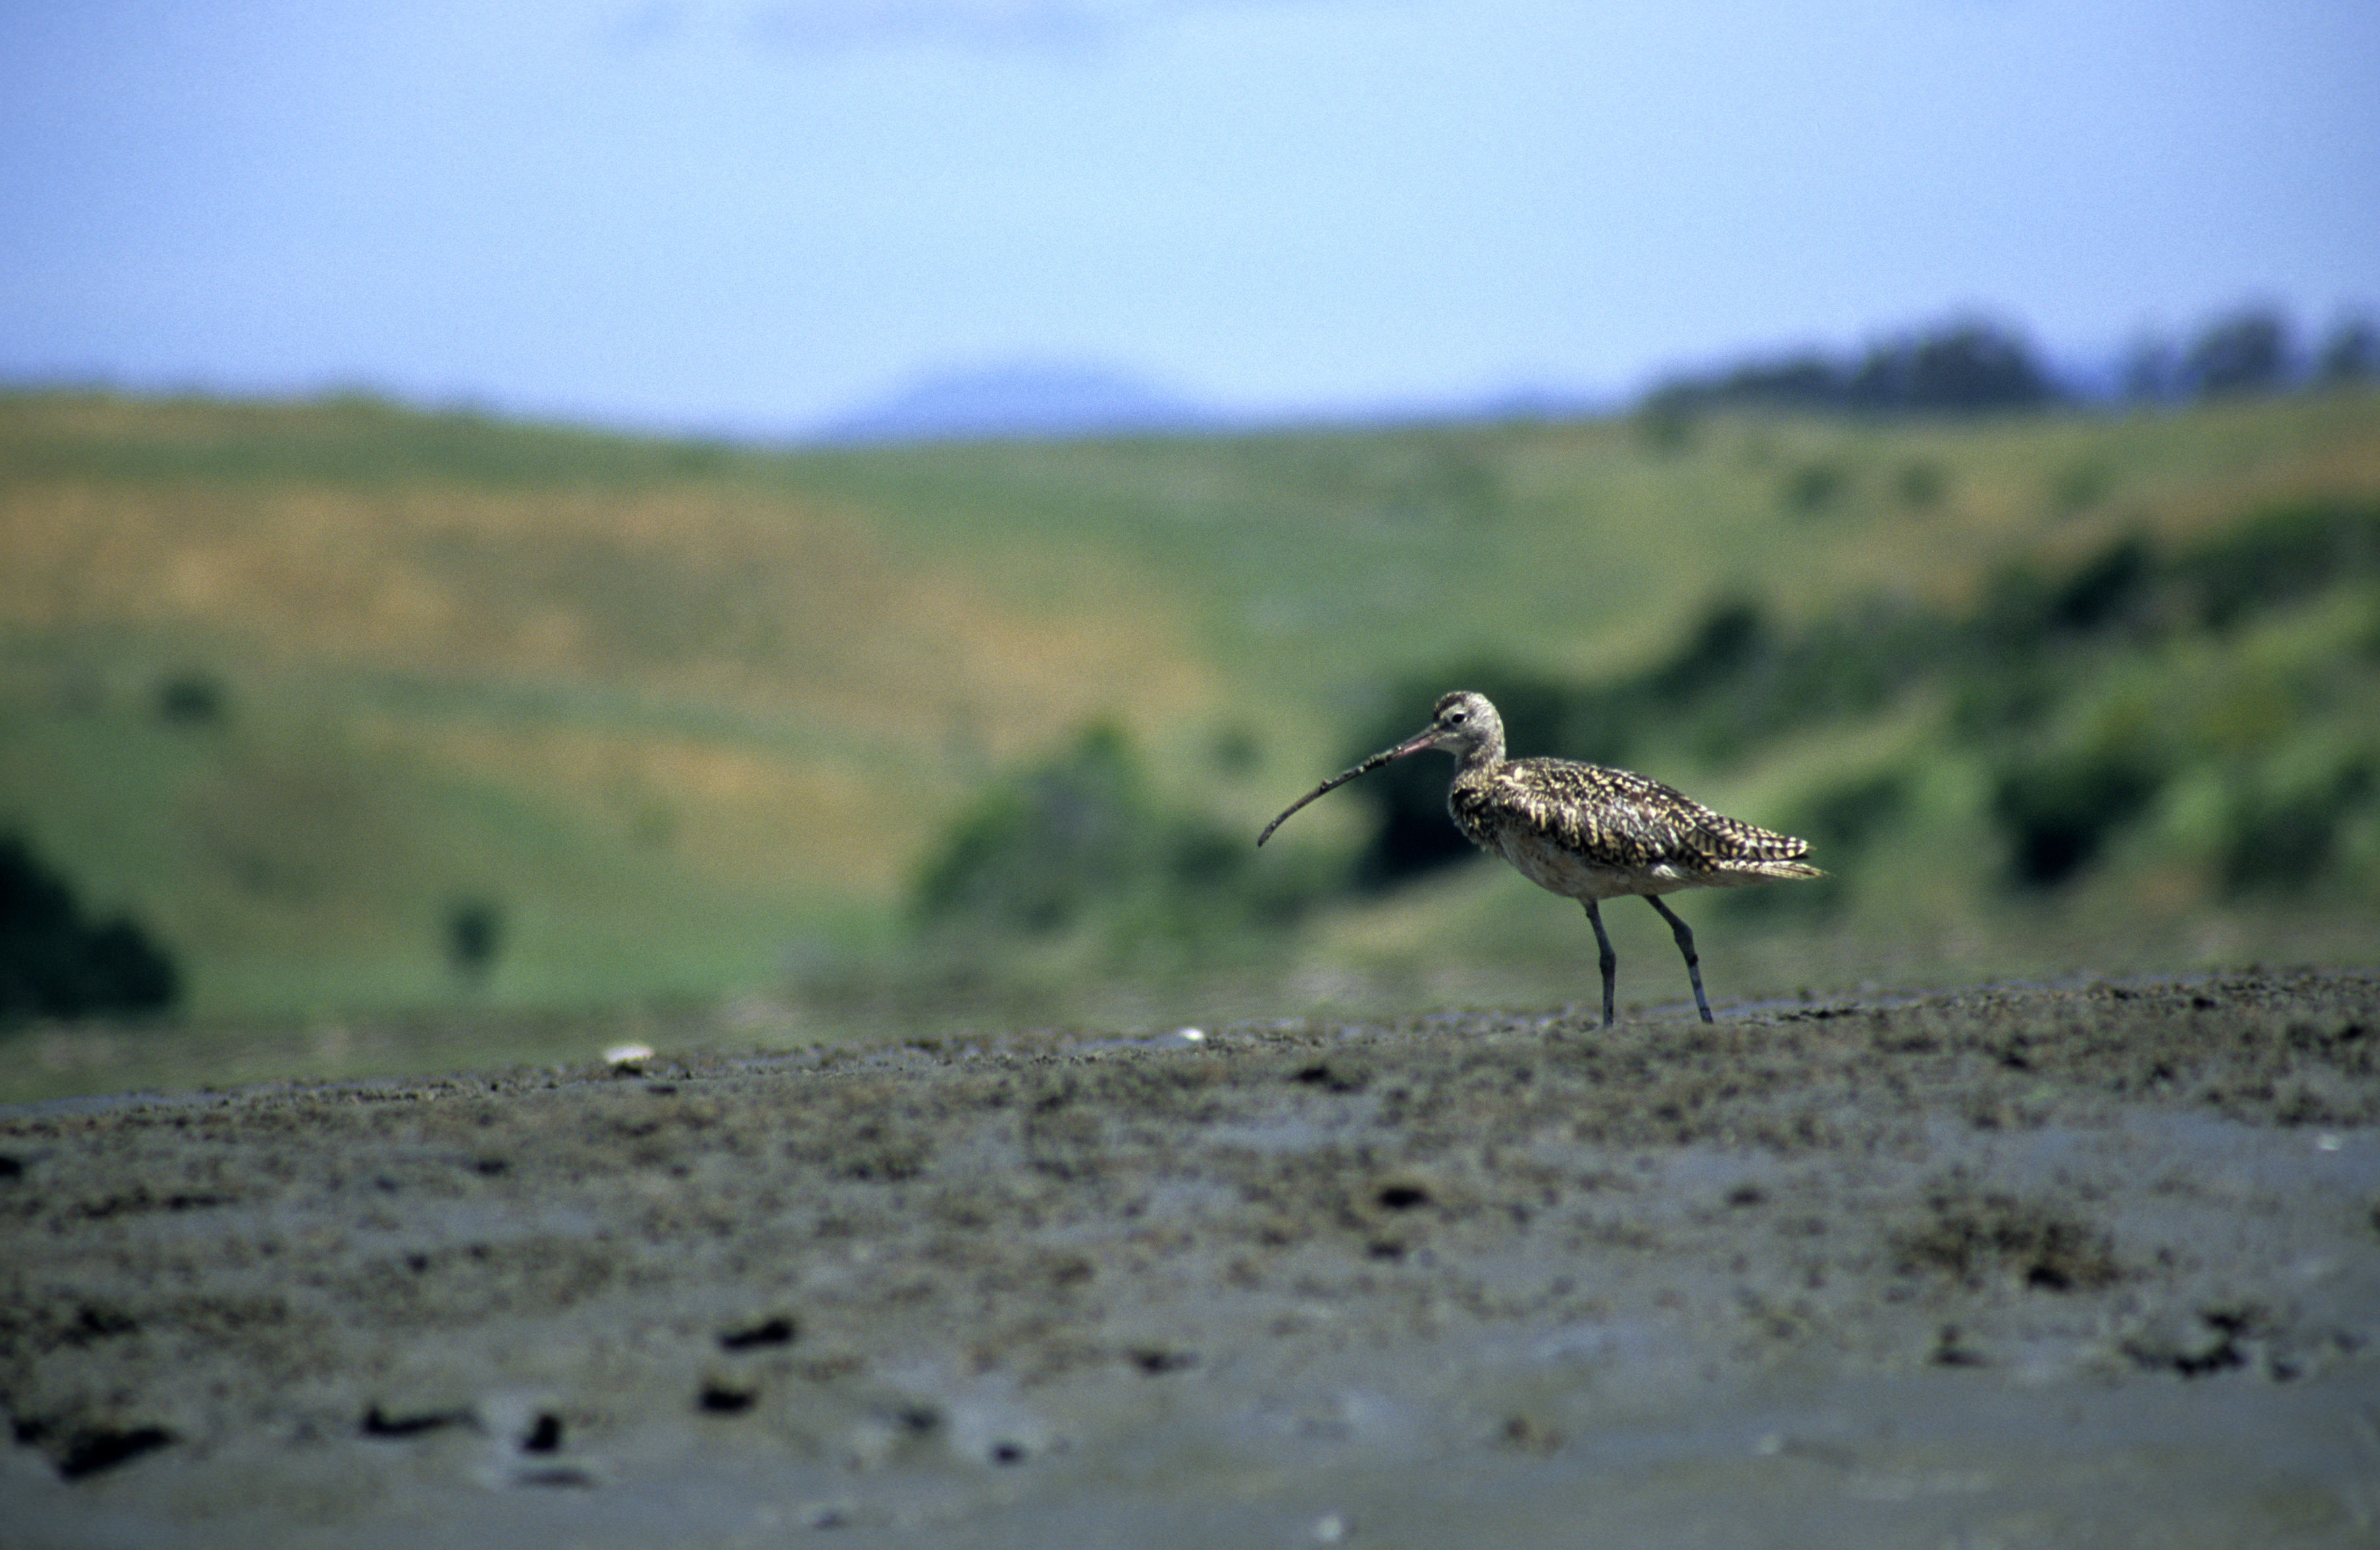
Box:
3, 388, 2377, 1062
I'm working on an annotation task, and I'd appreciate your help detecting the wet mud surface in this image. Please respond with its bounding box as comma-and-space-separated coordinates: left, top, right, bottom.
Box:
5, 971, 2379, 1547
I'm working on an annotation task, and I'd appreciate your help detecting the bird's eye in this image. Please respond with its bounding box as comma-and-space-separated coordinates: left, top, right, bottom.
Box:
1445, 709, 1467, 724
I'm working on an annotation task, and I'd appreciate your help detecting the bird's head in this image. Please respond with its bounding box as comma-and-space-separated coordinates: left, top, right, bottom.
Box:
1416, 690, 1504, 762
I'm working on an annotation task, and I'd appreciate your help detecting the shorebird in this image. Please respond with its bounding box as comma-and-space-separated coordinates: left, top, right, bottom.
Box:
1258, 690, 1821, 1026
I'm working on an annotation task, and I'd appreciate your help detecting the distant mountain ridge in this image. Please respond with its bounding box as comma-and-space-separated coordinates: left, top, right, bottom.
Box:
821, 361, 1217, 444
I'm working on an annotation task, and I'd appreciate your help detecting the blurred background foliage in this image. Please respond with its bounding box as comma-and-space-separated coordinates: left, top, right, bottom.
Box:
1337, 498, 2380, 900
908, 721, 1314, 958
3, 313, 2376, 1097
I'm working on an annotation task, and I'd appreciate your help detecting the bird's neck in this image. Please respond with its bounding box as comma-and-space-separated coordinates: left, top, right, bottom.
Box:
1453, 733, 1505, 775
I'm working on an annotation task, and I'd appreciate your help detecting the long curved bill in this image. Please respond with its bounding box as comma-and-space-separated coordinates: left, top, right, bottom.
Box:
1256, 727, 1438, 847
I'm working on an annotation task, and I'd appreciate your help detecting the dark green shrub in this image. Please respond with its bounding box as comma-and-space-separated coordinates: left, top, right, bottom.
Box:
912, 724, 1150, 937
0, 835, 182, 1021
1650, 599, 1769, 701
1799, 772, 1910, 855
1949, 659, 2064, 738
445, 898, 504, 981
1992, 752, 2165, 888
2219, 759, 2375, 894
2046, 532, 2155, 634
2171, 501, 2380, 630
912, 724, 1301, 950
155, 671, 228, 727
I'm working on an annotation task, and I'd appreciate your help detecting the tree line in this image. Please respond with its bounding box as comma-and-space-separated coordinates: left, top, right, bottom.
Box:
1645, 306, 2377, 417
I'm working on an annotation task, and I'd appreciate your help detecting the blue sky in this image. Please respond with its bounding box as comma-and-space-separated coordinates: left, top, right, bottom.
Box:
3, 0, 2375, 436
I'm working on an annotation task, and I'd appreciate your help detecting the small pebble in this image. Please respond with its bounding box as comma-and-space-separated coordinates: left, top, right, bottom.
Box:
1312, 1511, 1346, 1543
604, 1043, 656, 1071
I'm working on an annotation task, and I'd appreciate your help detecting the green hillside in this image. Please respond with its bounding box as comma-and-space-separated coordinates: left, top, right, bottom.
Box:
4, 389, 2377, 1096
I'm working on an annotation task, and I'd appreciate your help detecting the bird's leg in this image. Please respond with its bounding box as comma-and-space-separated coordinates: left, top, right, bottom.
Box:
1582, 900, 1617, 1028
1646, 896, 1713, 1023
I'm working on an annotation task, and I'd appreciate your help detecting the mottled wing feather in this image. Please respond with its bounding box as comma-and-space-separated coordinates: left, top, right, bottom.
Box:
1453, 758, 1813, 879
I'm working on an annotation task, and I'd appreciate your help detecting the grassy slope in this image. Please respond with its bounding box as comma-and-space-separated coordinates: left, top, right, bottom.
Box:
3, 388, 2377, 1092
0, 395, 1218, 1023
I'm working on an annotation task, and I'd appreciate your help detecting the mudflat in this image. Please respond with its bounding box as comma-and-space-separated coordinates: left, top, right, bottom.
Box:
5, 971, 2377, 1548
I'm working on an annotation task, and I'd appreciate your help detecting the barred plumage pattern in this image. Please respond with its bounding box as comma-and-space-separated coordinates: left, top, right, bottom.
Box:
1449, 757, 1819, 895
1259, 689, 1823, 1027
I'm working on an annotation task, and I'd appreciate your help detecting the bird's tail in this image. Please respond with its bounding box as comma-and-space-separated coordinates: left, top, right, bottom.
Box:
1707, 858, 1826, 885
